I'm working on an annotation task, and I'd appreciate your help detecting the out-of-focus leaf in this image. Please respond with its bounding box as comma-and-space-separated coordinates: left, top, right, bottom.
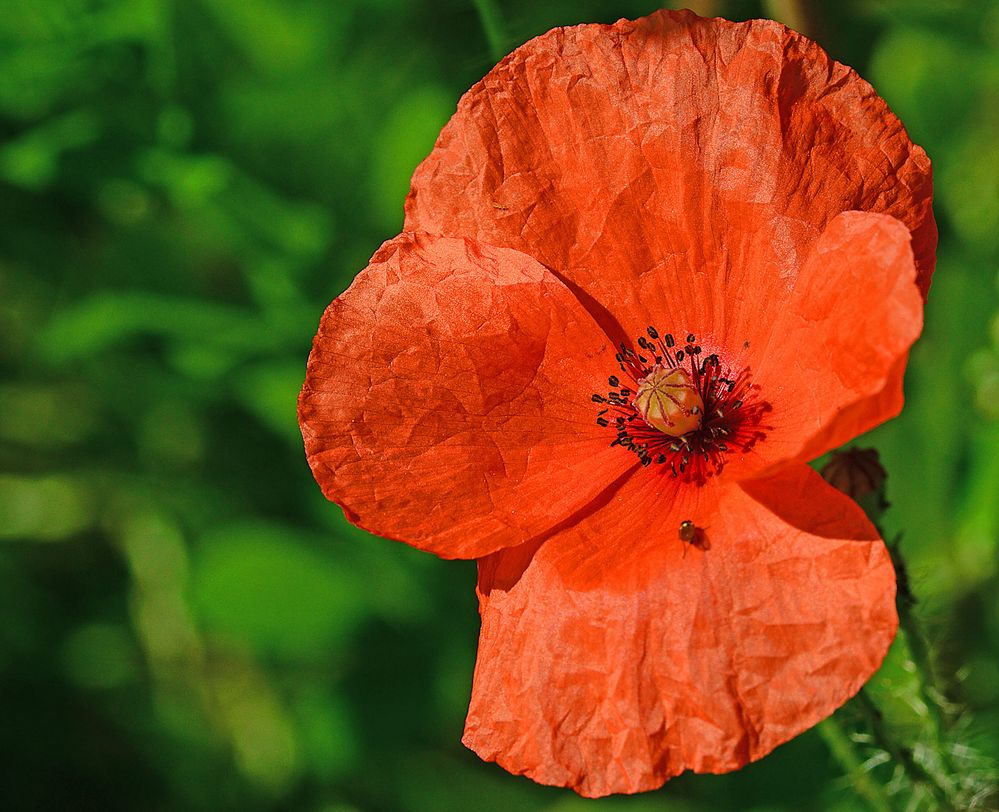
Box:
234, 360, 304, 442
952, 423, 999, 586
62, 623, 138, 689
201, 0, 325, 75
0, 383, 97, 447
191, 521, 364, 659
137, 400, 205, 468
290, 686, 357, 780
208, 655, 300, 791
0, 109, 100, 188
370, 84, 454, 231
36, 292, 290, 364
0, 474, 95, 541
869, 27, 983, 153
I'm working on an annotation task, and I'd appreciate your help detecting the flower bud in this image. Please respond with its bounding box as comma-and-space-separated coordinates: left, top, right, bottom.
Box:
821, 447, 889, 521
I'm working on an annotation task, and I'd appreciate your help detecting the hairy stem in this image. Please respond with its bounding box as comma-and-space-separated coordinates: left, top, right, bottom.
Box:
820, 450, 971, 805
855, 689, 958, 811
817, 718, 894, 812
889, 538, 955, 771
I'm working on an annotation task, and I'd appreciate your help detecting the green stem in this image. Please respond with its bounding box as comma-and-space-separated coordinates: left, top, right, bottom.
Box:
817, 718, 894, 812
888, 539, 955, 767
471, 0, 509, 62
821, 455, 969, 806
855, 689, 958, 811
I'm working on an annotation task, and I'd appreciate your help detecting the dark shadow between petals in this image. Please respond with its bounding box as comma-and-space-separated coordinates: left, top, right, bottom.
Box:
544, 263, 629, 349
739, 467, 880, 542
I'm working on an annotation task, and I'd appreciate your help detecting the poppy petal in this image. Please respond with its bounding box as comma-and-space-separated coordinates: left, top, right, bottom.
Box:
736, 211, 923, 474
298, 232, 636, 559
405, 9, 935, 347
465, 464, 896, 797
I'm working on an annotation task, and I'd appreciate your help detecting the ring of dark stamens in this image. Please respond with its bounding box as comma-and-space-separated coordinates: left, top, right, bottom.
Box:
592, 327, 769, 483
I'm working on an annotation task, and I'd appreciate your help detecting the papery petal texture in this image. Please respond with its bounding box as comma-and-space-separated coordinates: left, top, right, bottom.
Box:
732, 210, 924, 474
299, 232, 636, 559
406, 9, 936, 346
466, 465, 897, 797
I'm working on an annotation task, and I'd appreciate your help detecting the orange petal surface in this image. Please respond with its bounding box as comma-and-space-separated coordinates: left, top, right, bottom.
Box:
728, 210, 924, 475
298, 232, 636, 559
405, 8, 934, 398
465, 464, 897, 796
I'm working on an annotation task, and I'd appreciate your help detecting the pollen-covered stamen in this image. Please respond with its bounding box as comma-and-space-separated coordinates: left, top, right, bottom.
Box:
593, 327, 768, 481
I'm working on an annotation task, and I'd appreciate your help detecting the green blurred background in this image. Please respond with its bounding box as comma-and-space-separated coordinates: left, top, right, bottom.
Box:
1, 0, 997, 809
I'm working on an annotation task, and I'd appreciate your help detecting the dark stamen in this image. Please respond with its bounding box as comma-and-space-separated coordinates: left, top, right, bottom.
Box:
594, 327, 765, 483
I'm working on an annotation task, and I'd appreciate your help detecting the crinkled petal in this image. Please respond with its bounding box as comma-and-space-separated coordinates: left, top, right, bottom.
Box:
406, 8, 935, 346
732, 211, 923, 474
465, 464, 897, 797
298, 232, 635, 559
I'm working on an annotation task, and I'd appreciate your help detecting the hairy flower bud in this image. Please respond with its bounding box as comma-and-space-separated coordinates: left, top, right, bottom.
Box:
821, 447, 887, 501
821, 447, 890, 523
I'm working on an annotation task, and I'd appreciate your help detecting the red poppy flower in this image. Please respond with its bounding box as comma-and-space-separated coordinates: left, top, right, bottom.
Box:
299, 9, 934, 798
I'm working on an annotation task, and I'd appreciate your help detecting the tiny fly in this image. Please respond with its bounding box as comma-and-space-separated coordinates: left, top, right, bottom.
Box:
678, 519, 709, 555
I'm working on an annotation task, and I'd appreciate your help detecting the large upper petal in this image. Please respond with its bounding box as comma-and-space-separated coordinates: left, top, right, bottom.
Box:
298, 232, 635, 559
465, 464, 897, 797
406, 8, 934, 348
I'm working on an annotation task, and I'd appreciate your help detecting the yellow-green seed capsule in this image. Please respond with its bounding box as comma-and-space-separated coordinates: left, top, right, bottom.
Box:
632, 366, 703, 437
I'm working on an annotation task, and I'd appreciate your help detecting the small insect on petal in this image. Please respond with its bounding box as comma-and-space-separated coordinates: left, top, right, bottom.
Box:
679, 519, 709, 556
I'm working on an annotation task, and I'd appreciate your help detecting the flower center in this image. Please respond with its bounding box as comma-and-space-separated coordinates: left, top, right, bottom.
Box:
592, 327, 766, 481
632, 366, 703, 437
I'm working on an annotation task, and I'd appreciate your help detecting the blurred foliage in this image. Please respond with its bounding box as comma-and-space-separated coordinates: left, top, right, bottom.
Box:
0, 0, 997, 810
